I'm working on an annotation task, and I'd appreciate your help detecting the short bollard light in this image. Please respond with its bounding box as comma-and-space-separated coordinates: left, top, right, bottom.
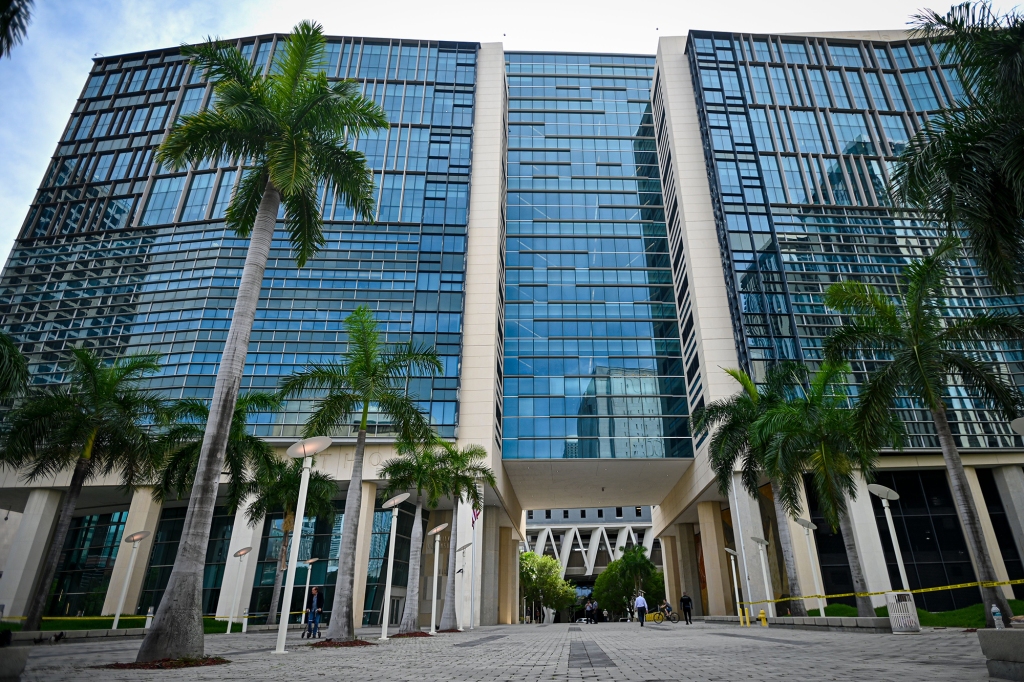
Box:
242, 608, 249, 633
144, 606, 154, 630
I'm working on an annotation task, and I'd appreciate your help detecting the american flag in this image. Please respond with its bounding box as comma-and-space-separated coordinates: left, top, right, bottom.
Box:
472, 506, 481, 528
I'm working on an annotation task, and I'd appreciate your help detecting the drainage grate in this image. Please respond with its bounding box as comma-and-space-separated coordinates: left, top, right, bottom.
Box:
568, 640, 616, 668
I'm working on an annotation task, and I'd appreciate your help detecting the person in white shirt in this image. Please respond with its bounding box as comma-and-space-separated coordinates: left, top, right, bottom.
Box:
634, 593, 648, 627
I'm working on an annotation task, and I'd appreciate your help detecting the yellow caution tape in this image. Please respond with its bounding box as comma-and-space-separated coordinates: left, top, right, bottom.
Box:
738, 578, 1024, 606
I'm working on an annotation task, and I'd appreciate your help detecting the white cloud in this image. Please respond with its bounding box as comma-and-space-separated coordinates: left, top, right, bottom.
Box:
0, 0, 994, 266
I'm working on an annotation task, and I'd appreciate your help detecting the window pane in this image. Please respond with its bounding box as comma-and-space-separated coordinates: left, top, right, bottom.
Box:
141, 176, 185, 225
179, 173, 216, 221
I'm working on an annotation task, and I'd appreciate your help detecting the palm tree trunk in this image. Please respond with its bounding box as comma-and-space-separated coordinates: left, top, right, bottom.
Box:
438, 499, 459, 630
398, 496, 424, 634
23, 455, 90, 631
266, 512, 293, 626
137, 181, 281, 662
931, 407, 1013, 627
837, 503, 875, 617
770, 481, 807, 617
324, 403, 370, 641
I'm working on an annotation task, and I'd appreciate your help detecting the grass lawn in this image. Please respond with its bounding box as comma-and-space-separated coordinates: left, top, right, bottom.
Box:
1, 617, 244, 634
806, 598, 1024, 627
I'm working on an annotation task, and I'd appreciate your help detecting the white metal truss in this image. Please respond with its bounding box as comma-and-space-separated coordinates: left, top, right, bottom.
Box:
524, 524, 659, 578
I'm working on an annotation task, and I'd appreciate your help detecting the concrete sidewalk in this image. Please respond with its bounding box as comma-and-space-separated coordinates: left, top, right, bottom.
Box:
19, 620, 990, 681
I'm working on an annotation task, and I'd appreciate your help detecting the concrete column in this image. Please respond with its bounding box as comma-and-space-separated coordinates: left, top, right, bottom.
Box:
660, 534, 682, 609
0, 489, 62, 618
498, 526, 514, 624
101, 488, 161, 616
696, 501, 731, 616
675, 522, 703, 616
0, 510, 24, 577
351, 481, 377, 631
846, 475, 891, 607
964, 467, 1014, 600
993, 466, 1024, 573
479, 505, 499, 626
729, 477, 770, 612
215, 496, 265, 619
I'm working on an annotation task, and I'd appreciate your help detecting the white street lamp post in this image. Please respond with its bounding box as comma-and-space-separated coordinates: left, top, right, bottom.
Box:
795, 518, 826, 617
300, 557, 319, 626
868, 483, 911, 592
456, 541, 472, 631
112, 531, 151, 630
226, 546, 253, 634
427, 523, 448, 635
751, 536, 773, 618
379, 492, 410, 640
724, 547, 742, 617
275, 435, 332, 654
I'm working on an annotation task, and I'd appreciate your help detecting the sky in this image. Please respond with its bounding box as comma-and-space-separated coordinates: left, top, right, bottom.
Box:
0, 0, 985, 267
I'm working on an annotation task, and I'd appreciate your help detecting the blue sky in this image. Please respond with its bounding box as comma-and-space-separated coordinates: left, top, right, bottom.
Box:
0, 0, 979, 266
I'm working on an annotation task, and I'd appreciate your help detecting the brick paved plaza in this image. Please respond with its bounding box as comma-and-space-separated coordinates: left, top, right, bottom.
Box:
18, 620, 991, 681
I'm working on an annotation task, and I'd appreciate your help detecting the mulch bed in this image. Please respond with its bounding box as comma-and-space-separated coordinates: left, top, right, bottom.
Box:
309, 639, 376, 648
436, 629, 461, 633
99, 657, 229, 670
390, 631, 432, 638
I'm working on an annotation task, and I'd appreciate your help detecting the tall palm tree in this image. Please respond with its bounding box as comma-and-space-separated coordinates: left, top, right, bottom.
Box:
155, 392, 281, 512
0, 0, 33, 58
138, 21, 386, 661
279, 305, 440, 640
379, 435, 448, 634
689, 363, 809, 617
753, 362, 903, 618
0, 330, 28, 399
0, 348, 164, 631
823, 237, 1022, 627
244, 456, 336, 626
891, 2, 1024, 291
437, 442, 495, 631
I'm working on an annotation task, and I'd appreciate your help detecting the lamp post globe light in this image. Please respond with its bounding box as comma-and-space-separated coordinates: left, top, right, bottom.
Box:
795, 518, 826, 617
750, 536, 774, 618
868, 483, 912, 594
427, 523, 449, 635
1011, 417, 1024, 437
111, 531, 151, 630
275, 436, 332, 654
300, 557, 319, 628
379, 492, 410, 640
226, 546, 253, 634
724, 547, 743, 618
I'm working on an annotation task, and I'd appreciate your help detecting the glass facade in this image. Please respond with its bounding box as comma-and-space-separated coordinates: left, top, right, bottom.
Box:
679, 32, 1024, 450
501, 52, 691, 461
137, 505, 234, 615
46, 510, 128, 616
870, 470, 980, 610
0, 35, 480, 439
248, 496, 415, 625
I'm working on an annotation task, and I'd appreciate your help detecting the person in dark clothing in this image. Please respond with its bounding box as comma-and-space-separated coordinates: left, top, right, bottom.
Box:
302, 586, 323, 638
680, 592, 693, 625
634, 593, 648, 627
584, 599, 594, 624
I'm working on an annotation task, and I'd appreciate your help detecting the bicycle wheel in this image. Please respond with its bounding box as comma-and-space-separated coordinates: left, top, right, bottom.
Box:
669, 613, 679, 623
652, 612, 664, 624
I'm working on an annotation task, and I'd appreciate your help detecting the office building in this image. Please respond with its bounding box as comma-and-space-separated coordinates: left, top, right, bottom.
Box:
0, 29, 1022, 629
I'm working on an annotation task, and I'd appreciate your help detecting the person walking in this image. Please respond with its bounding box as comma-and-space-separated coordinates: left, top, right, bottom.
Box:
680, 592, 693, 625
584, 599, 593, 624
634, 593, 648, 627
592, 599, 599, 623
302, 586, 323, 638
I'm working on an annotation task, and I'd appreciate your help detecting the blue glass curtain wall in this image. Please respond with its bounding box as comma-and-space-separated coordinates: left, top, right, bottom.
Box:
502, 52, 692, 461
0, 36, 479, 439
684, 31, 1024, 450
46, 510, 128, 616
